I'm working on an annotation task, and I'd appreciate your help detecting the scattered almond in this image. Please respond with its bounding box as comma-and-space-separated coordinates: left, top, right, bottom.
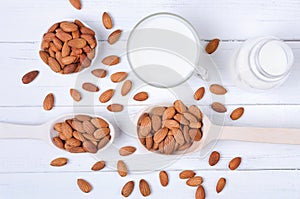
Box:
179, 170, 196, 179
194, 87, 205, 101
117, 160, 128, 177
216, 177, 226, 193
102, 12, 113, 29
107, 104, 123, 112
209, 151, 220, 166
186, 176, 203, 187
70, 89, 81, 102
91, 69, 107, 78
69, 0, 81, 10
133, 92, 148, 101
43, 93, 54, 111
82, 82, 99, 92
139, 179, 151, 197
77, 179, 92, 193
210, 84, 227, 95
99, 89, 115, 103
50, 157, 68, 167
230, 107, 244, 120
102, 55, 120, 66
229, 157, 242, 170
206, 38, 220, 54
91, 161, 106, 171
122, 181, 134, 197
110, 72, 128, 83
211, 102, 227, 113
22, 70, 39, 84
159, 171, 169, 187
195, 185, 206, 199
121, 80, 132, 96
108, 29, 122, 45
119, 146, 136, 156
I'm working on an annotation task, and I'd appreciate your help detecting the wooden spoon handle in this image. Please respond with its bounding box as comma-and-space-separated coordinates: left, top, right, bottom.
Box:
220, 126, 300, 145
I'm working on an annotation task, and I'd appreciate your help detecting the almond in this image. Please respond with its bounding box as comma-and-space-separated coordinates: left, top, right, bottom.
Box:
121, 80, 132, 96
43, 33, 55, 41
82, 82, 99, 92
63, 64, 77, 74
107, 104, 123, 112
162, 106, 176, 120
159, 171, 169, 187
91, 117, 109, 128
77, 179, 92, 193
188, 105, 202, 120
22, 70, 39, 84
119, 146, 136, 156
186, 176, 203, 187
97, 135, 111, 149
179, 170, 195, 179
93, 128, 110, 140
211, 102, 227, 113
39, 50, 50, 64
151, 107, 166, 116
163, 120, 180, 129
83, 120, 96, 134
66, 138, 81, 147
189, 129, 202, 141
174, 114, 189, 125
108, 29, 122, 44
230, 107, 244, 120
139, 179, 151, 197
206, 38, 220, 54
60, 22, 78, 32
145, 136, 153, 150
117, 160, 128, 177
133, 92, 148, 101
174, 100, 187, 113
61, 122, 73, 139
163, 135, 175, 154
41, 39, 50, 50
72, 120, 84, 132
83, 133, 98, 142
91, 69, 107, 78
62, 56, 77, 65
122, 181, 134, 197
91, 161, 106, 171
153, 127, 168, 143
110, 72, 128, 83
48, 23, 59, 33
74, 19, 85, 28
80, 34, 97, 48
151, 115, 162, 132
229, 157, 242, 170
75, 115, 91, 121
43, 93, 54, 111
52, 37, 63, 50
73, 131, 85, 142
50, 157, 68, 167
172, 128, 185, 146
53, 137, 64, 149
178, 142, 192, 151
48, 57, 61, 72
68, 38, 86, 48
102, 12, 113, 29
70, 89, 81, 102
210, 84, 227, 95
209, 151, 220, 166
216, 177, 226, 193
69, 0, 81, 10
54, 122, 62, 132
139, 116, 152, 137
82, 141, 97, 153
72, 30, 80, 39
102, 55, 120, 66
68, 147, 85, 153
195, 185, 206, 199
189, 122, 202, 129
80, 27, 96, 36
55, 30, 72, 42
182, 125, 191, 143
99, 89, 115, 103
194, 87, 205, 101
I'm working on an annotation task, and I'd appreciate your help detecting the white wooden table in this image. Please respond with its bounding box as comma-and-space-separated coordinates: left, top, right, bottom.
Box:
1, 0, 300, 198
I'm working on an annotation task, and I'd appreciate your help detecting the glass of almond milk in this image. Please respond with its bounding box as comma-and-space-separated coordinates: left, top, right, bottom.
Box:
127, 13, 208, 88
232, 36, 294, 90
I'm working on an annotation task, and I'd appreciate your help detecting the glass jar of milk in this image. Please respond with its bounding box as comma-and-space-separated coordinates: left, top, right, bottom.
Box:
233, 36, 294, 90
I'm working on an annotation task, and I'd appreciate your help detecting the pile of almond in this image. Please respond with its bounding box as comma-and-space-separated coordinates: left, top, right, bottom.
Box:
137, 100, 203, 155
52, 114, 111, 153
39, 20, 97, 74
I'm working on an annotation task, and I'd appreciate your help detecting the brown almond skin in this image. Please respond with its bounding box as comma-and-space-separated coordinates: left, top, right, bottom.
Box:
82, 141, 97, 153
159, 171, 169, 187
77, 179, 92, 193
82, 82, 99, 92
209, 151, 220, 166
194, 87, 205, 101
102, 12, 113, 29
39, 50, 50, 65
53, 137, 64, 149
133, 92, 148, 101
91, 118, 109, 128
22, 70, 39, 84
186, 176, 203, 187
91, 161, 106, 171
211, 102, 227, 113
110, 72, 128, 83
122, 181, 134, 197
50, 157, 68, 167
107, 104, 123, 112
206, 38, 220, 54
210, 84, 227, 95
69, 0, 81, 10
119, 146, 137, 156
102, 55, 120, 66
117, 160, 128, 177
216, 177, 226, 193
91, 69, 107, 78
70, 89, 81, 102
229, 157, 242, 170
139, 179, 151, 197
43, 93, 54, 111
230, 107, 245, 120
195, 185, 206, 199
179, 170, 195, 179
99, 89, 115, 103
121, 80, 132, 96
108, 29, 122, 44
174, 100, 187, 113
